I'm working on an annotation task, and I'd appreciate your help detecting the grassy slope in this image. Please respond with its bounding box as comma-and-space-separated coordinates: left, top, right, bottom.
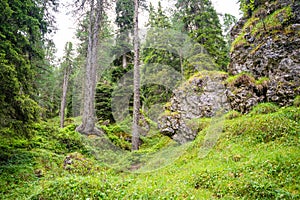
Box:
0, 104, 299, 199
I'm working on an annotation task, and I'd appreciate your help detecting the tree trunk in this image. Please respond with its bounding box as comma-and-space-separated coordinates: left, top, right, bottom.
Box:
179, 50, 183, 76
122, 53, 127, 69
60, 68, 69, 128
132, 0, 140, 151
76, 0, 103, 136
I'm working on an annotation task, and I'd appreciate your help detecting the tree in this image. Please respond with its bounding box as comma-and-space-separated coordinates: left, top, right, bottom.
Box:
132, 0, 140, 150
60, 42, 74, 128
36, 40, 60, 118
222, 13, 237, 51
0, 0, 57, 133
175, 0, 229, 70
140, 1, 178, 109
115, 0, 134, 69
76, 0, 105, 135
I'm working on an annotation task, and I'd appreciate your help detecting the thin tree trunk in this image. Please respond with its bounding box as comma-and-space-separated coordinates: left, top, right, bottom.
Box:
132, 0, 140, 151
60, 68, 69, 128
179, 50, 183, 76
122, 53, 127, 69
76, 0, 102, 135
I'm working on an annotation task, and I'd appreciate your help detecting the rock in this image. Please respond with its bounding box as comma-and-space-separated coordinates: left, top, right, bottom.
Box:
158, 71, 230, 144
158, 0, 300, 144
229, 0, 300, 107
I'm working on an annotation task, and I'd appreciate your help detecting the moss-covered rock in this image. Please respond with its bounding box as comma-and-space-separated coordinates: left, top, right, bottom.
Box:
158, 71, 230, 143
229, 0, 300, 107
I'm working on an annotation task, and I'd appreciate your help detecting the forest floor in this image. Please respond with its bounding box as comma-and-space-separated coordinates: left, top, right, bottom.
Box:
0, 103, 299, 199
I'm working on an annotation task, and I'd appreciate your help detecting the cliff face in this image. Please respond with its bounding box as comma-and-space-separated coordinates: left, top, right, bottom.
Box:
229, 0, 300, 106
158, 0, 300, 144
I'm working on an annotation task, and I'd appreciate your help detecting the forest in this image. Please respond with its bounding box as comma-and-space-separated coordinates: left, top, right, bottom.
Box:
0, 0, 299, 199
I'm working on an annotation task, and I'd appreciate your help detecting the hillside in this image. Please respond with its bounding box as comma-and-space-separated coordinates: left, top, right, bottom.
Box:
1, 0, 300, 199
0, 103, 299, 199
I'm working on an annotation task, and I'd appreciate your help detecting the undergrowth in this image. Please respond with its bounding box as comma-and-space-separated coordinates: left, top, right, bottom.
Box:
0, 105, 299, 199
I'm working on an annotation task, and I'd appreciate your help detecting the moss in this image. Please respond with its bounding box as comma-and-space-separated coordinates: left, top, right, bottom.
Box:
255, 77, 269, 85
231, 17, 260, 52
225, 72, 255, 87
294, 96, 300, 107
249, 103, 279, 115
185, 117, 212, 133
231, 5, 293, 52
250, 42, 263, 54
164, 102, 172, 111
224, 110, 242, 120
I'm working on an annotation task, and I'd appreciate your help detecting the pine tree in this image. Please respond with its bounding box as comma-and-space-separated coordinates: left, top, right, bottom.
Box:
141, 1, 178, 109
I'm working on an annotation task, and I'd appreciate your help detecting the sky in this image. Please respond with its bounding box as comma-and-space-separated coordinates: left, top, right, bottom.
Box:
52, 0, 241, 59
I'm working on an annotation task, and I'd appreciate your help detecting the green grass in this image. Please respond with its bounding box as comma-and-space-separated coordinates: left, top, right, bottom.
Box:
0, 105, 299, 199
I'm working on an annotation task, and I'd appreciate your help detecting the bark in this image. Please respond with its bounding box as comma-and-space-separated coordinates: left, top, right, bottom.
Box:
76, 0, 103, 135
132, 0, 140, 151
122, 53, 127, 69
60, 68, 70, 128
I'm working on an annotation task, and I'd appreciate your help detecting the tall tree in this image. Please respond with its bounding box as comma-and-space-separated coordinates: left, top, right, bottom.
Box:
37, 40, 60, 118
175, 0, 229, 70
115, 0, 134, 69
222, 13, 237, 51
141, 1, 177, 109
76, 0, 104, 135
0, 0, 57, 133
132, 0, 140, 150
60, 42, 74, 128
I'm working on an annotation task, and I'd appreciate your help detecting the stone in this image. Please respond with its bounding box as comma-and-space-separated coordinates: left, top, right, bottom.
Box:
158, 71, 230, 144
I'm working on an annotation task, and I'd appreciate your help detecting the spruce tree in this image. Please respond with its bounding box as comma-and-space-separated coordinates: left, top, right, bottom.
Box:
115, 0, 134, 69
0, 0, 57, 133
175, 0, 229, 70
60, 42, 74, 128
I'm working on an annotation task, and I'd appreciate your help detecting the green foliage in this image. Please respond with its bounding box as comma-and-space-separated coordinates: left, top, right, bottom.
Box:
116, 0, 134, 31
224, 110, 242, 120
101, 123, 132, 150
225, 107, 299, 143
1, 106, 299, 199
0, 0, 58, 133
175, 0, 230, 70
95, 81, 114, 122
294, 96, 300, 107
249, 102, 279, 115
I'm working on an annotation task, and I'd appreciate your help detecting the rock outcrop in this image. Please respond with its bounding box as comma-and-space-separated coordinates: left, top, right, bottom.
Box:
158, 0, 300, 143
229, 0, 300, 106
158, 71, 230, 143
